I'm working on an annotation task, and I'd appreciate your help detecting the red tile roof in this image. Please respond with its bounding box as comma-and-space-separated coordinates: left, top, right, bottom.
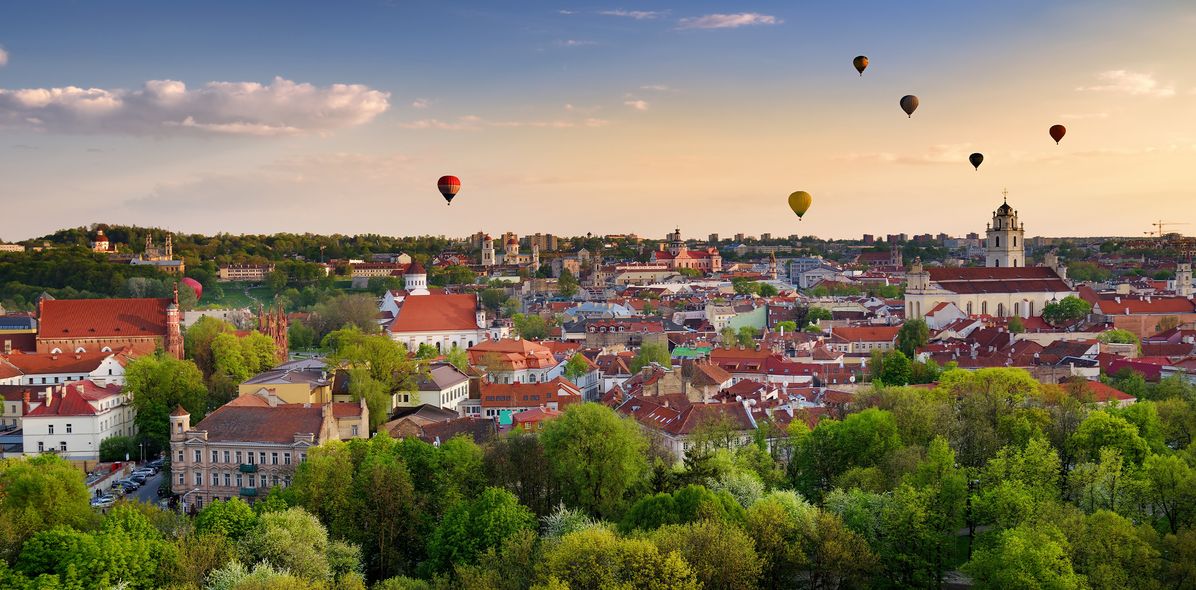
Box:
1096, 297, 1196, 315
24, 381, 123, 417
389, 294, 480, 333
479, 377, 582, 409
38, 298, 171, 338
1, 349, 129, 375
193, 404, 327, 444
830, 326, 900, 343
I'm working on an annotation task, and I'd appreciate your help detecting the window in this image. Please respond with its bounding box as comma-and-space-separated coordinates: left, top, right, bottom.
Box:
995, 236, 1000, 248
273, 475, 280, 486
223, 450, 230, 463
247, 452, 254, 465
271, 452, 278, 465
211, 472, 219, 486
235, 451, 242, 463
224, 473, 232, 487
65, 424, 72, 434
259, 474, 267, 488
1013, 236, 1018, 247
37, 442, 44, 452
284, 453, 292, 465
178, 473, 185, 485
981, 301, 988, 315
211, 450, 218, 463
176, 422, 183, 434
194, 449, 202, 463
259, 452, 266, 465
178, 450, 185, 462
997, 303, 1005, 318
195, 472, 202, 485
236, 474, 243, 487
1014, 302, 1020, 316
300, 452, 306, 462
247, 476, 255, 488
47, 425, 54, 435
1029, 301, 1035, 317
351, 425, 359, 436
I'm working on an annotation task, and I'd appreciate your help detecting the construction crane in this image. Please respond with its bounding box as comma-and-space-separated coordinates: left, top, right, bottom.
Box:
1144, 220, 1189, 237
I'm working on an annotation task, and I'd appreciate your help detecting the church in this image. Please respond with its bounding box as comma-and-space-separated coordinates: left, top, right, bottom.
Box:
480, 234, 539, 270
651, 228, 723, 273
905, 196, 1076, 319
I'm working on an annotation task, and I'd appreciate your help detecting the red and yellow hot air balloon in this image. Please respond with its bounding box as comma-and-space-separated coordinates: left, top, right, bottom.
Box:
853, 55, 869, 76
788, 191, 813, 220
1049, 124, 1066, 145
437, 175, 461, 205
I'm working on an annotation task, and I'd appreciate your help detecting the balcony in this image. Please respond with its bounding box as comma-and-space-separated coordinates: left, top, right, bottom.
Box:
239, 463, 258, 473
239, 487, 258, 497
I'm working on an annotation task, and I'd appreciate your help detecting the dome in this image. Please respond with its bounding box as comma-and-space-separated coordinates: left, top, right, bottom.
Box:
996, 201, 1013, 215
406, 261, 426, 275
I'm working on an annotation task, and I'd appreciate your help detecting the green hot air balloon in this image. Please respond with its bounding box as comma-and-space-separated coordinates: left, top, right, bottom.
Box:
969, 153, 984, 170
900, 95, 919, 118
788, 191, 813, 220
853, 55, 869, 76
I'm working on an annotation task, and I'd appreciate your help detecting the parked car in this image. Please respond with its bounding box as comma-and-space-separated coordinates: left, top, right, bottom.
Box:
116, 479, 140, 491
90, 495, 116, 508
132, 468, 155, 478
148, 459, 165, 469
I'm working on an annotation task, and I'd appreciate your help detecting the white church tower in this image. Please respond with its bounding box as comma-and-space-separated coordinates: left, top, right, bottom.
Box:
986, 190, 1024, 268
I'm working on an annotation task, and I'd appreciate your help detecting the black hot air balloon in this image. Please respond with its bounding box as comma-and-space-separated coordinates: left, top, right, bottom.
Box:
969, 153, 984, 171
1049, 124, 1066, 145
900, 95, 919, 118
853, 56, 868, 76
437, 175, 461, 205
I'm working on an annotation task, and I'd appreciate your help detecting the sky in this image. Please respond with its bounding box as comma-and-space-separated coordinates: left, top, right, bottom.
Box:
1, 1, 1195, 241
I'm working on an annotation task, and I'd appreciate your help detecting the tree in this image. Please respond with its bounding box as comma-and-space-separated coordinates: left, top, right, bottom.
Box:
267, 269, 290, 293
745, 491, 816, 589
963, 524, 1082, 589
444, 345, 470, 372
289, 319, 316, 350
1071, 410, 1150, 465
1067, 509, 1160, 589
720, 326, 737, 346
737, 326, 759, 347
540, 403, 649, 518
415, 343, 439, 359
806, 307, 833, 325
99, 435, 140, 462
484, 432, 560, 518
650, 521, 762, 590
775, 320, 798, 333
758, 283, 779, 297
185, 315, 234, 377
480, 289, 508, 314
426, 487, 535, 572
240, 507, 346, 582
511, 313, 550, 339
1042, 296, 1091, 325
805, 511, 879, 590
896, 318, 929, 357
1142, 454, 1196, 534
1008, 315, 1025, 333
1098, 328, 1139, 346
0, 455, 96, 561
211, 331, 252, 382
630, 343, 672, 374
558, 269, 579, 298
878, 349, 913, 386
540, 527, 699, 590
126, 352, 208, 453
195, 498, 258, 541
564, 353, 591, 380
309, 294, 382, 339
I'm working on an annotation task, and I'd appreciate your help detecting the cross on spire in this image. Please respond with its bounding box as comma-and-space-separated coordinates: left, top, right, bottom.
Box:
1001, 187, 1008, 203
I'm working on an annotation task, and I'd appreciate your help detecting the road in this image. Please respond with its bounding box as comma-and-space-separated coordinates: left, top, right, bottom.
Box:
129, 471, 165, 505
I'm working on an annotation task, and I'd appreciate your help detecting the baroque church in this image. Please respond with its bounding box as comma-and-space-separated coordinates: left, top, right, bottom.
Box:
905, 196, 1076, 320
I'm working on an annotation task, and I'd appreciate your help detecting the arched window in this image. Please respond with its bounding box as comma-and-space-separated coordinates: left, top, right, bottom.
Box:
994, 259, 1001, 267
981, 301, 988, 315
1029, 301, 1035, 317
101, 346, 112, 353
1013, 236, 1017, 247
995, 236, 1001, 248
75, 347, 86, 353
966, 302, 973, 315
1013, 258, 1018, 267
50, 348, 62, 354
1014, 302, 1020, 316
997, 303, 1005, 317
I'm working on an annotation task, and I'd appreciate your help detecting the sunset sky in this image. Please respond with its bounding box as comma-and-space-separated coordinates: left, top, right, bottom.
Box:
2, 1, 1194, 241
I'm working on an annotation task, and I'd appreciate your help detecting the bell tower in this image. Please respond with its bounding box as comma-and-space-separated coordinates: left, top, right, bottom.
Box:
986, 189, 1024, 268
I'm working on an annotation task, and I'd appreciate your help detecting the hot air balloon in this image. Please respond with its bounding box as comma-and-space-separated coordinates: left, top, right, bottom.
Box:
900, 95, 919, 118
788, 191, 812, 220
1049, 124, 1066, 145
853, 55, 869, 76
437, 175, 461, 205
969, 153, 984, 171
180, 277, 202, 301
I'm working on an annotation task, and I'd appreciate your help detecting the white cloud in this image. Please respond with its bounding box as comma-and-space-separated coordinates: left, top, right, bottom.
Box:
557, 39, 596, 47
677, 13, 780, 30
0, 47, 8, 67
640, 84, 675, 92
1060, 112, 1110, 120
558, 9, 577, 15
839, 143, 975, 165
411, 98, 430, 109
0, 76, 390, 136
1076, 70, 1175, 97
599, 9, 665, 19
624, 99, 649, 111
400, 114, 608, 130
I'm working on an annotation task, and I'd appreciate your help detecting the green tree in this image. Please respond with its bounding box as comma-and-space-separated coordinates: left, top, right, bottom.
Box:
1098, 328, 1139, 346
757, 283, 779, 297
212, 331, 252, 382
1042, 296, 1092, 325
444, 345, 470, 372
195, 498, 258, 541
540, 527, 699, 590
484, 432, 560, 518
774, 320, 798, 333
564, 353, 591, 380
963, 524, 1082, 590
650, 521, 761, 590
1008, 315, 1025, 333
415, 343, 439, 359
240, 507, 345, 582
744, 491, 816, 589
805, 307, 833, 325
511, 313, 551, 339
736, 326, 759, 347
126, 352, 208, 453
630, 343, 672, 373
1072, 410, 1150, 465
185, 315, 234, 377
425, 487, 535, 572
878, 349, 913, 386
805, 511, 879, 590
1142, 454, 1196, 534
289, 319, 316, 350
1067, 509, 1160, 590
540, 403, 649, 518
896, 318, 929, 357
0, 455, 96, 561
558, 269, 579, 298
99, 435, 140, 462
309, 294, 382, 339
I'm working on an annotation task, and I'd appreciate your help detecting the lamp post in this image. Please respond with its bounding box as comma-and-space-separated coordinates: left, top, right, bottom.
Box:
139, 441, 144, 464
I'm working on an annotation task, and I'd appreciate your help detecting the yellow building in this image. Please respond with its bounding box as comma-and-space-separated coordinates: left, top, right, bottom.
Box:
238, 359, 332, 405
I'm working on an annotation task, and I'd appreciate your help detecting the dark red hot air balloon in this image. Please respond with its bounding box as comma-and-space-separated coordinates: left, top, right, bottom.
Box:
1049, 124, 1066, 145
180, 277, 202, 301
437, 175, 461, 205
969, 153, 984, 171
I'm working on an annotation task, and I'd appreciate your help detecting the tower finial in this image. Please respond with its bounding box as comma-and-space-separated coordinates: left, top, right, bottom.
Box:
1001, 187, 1008, 203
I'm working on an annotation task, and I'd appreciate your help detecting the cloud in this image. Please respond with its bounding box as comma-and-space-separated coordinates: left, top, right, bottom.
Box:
411, 98, 430, 109
1076, 70, 1175, 97
0, 47, 8, 67
557, 39, 596, 47
1060, 112, 1110, 120
623, 99, 649, 111
640, 84, 675, 92
0, 76, 390, 136
558, 9, 577, 15
839, 144, 975, 165
400, 114, 609, 130
677, 13, 780, 30
599, 9, 666, 19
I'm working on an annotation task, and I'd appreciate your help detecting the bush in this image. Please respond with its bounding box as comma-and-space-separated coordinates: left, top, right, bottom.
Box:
99, 436, 140, 462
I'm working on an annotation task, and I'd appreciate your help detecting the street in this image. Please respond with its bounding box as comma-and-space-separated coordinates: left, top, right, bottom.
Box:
129, 470, 165, 505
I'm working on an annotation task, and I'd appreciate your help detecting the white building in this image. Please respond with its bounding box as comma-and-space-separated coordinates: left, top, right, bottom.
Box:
396, 362, 471, 412
387, 293, 490, 353
23, 380, 137, 461
986, 195, 1025, 268
0, 350, 129, 387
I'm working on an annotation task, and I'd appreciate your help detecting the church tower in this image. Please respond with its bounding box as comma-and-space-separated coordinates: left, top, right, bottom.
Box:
531, 242, 540, 271
986, 191, 1024, 268
481, 235, 495, 267
1177, 263, 1193, 297
404, 262, 429, 295
668, 228, 683, 256
767, 252, 778, 280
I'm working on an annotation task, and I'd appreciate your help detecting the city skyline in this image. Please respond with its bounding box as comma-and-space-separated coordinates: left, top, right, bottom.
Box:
2, 1, 1195, 240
